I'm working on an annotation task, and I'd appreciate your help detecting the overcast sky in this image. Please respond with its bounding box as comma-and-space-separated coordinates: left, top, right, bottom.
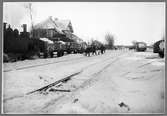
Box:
3, 2, 165, 45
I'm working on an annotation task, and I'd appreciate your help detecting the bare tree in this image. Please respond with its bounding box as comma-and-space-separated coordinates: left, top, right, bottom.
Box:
105, 33, 115, 49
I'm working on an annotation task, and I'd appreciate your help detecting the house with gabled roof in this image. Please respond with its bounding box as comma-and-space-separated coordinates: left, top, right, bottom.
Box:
54, 18, 73, 34
32, 16, 74, 42
33, 16, 84, 44
33, 16, 61, 38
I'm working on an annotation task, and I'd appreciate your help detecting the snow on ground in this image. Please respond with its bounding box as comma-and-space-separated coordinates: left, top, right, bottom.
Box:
43, 51, 165, 114
3, 51, 124, 100
3, 54, 83, 71
3, 51, 121, 112
2, 50, 165, 114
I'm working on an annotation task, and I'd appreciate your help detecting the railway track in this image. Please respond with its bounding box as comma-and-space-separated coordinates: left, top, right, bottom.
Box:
3, 50, 122, 72
3, 55, 86, 72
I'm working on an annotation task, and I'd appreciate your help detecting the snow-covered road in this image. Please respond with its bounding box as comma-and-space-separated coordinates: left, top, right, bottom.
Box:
2, 50, 165, 114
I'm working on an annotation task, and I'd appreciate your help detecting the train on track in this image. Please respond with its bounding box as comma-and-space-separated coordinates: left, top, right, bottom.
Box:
3, 23, 86, 62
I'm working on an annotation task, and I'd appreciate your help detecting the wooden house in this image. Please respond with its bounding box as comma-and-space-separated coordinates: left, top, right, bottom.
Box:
32, 16, 74, 42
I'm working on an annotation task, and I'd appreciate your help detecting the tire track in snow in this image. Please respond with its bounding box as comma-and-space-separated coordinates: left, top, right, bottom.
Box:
27, 51, 126, 95
3, 52, 116, 102
4, 51, 130, 113
37, 52, 130, 113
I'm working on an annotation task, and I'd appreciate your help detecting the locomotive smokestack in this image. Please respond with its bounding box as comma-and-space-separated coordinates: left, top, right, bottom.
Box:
22, 24, 27, 32
3, 23, 7, 31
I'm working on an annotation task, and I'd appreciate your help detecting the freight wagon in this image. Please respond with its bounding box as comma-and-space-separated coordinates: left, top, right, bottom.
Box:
65, 42, 82, 54
45, 40, 66, 58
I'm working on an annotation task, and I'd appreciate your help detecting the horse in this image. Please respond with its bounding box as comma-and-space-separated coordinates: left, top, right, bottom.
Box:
91, 45, 97, 55
84, 45, 92, 56
100, 45, 106, 54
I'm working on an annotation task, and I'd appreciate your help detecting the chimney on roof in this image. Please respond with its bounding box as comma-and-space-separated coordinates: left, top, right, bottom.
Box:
22, 24, 27, 32
3, 22, 7, 31
8, 24, 11, 29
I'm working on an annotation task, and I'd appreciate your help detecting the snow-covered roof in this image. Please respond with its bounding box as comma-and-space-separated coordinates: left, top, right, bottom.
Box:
58, 41, 66, 44
33, 16, 73, 34
54, 19, 73, 33
33, 17, 63, 34
40, 38, 54, 44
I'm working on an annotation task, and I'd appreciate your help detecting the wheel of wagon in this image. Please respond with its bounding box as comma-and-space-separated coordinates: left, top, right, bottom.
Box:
44, 52, 48, 58
57, 52, 60, 57
74, 50, 77, 54
159, 51, 164, 58
3, 53, 9, 62
67, 49, 71, 54
37, 52, 41, 58
61, 51, 64, 56
57, 52, 61, 57
50, 52, 54, 58
67, 51, 71, 54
